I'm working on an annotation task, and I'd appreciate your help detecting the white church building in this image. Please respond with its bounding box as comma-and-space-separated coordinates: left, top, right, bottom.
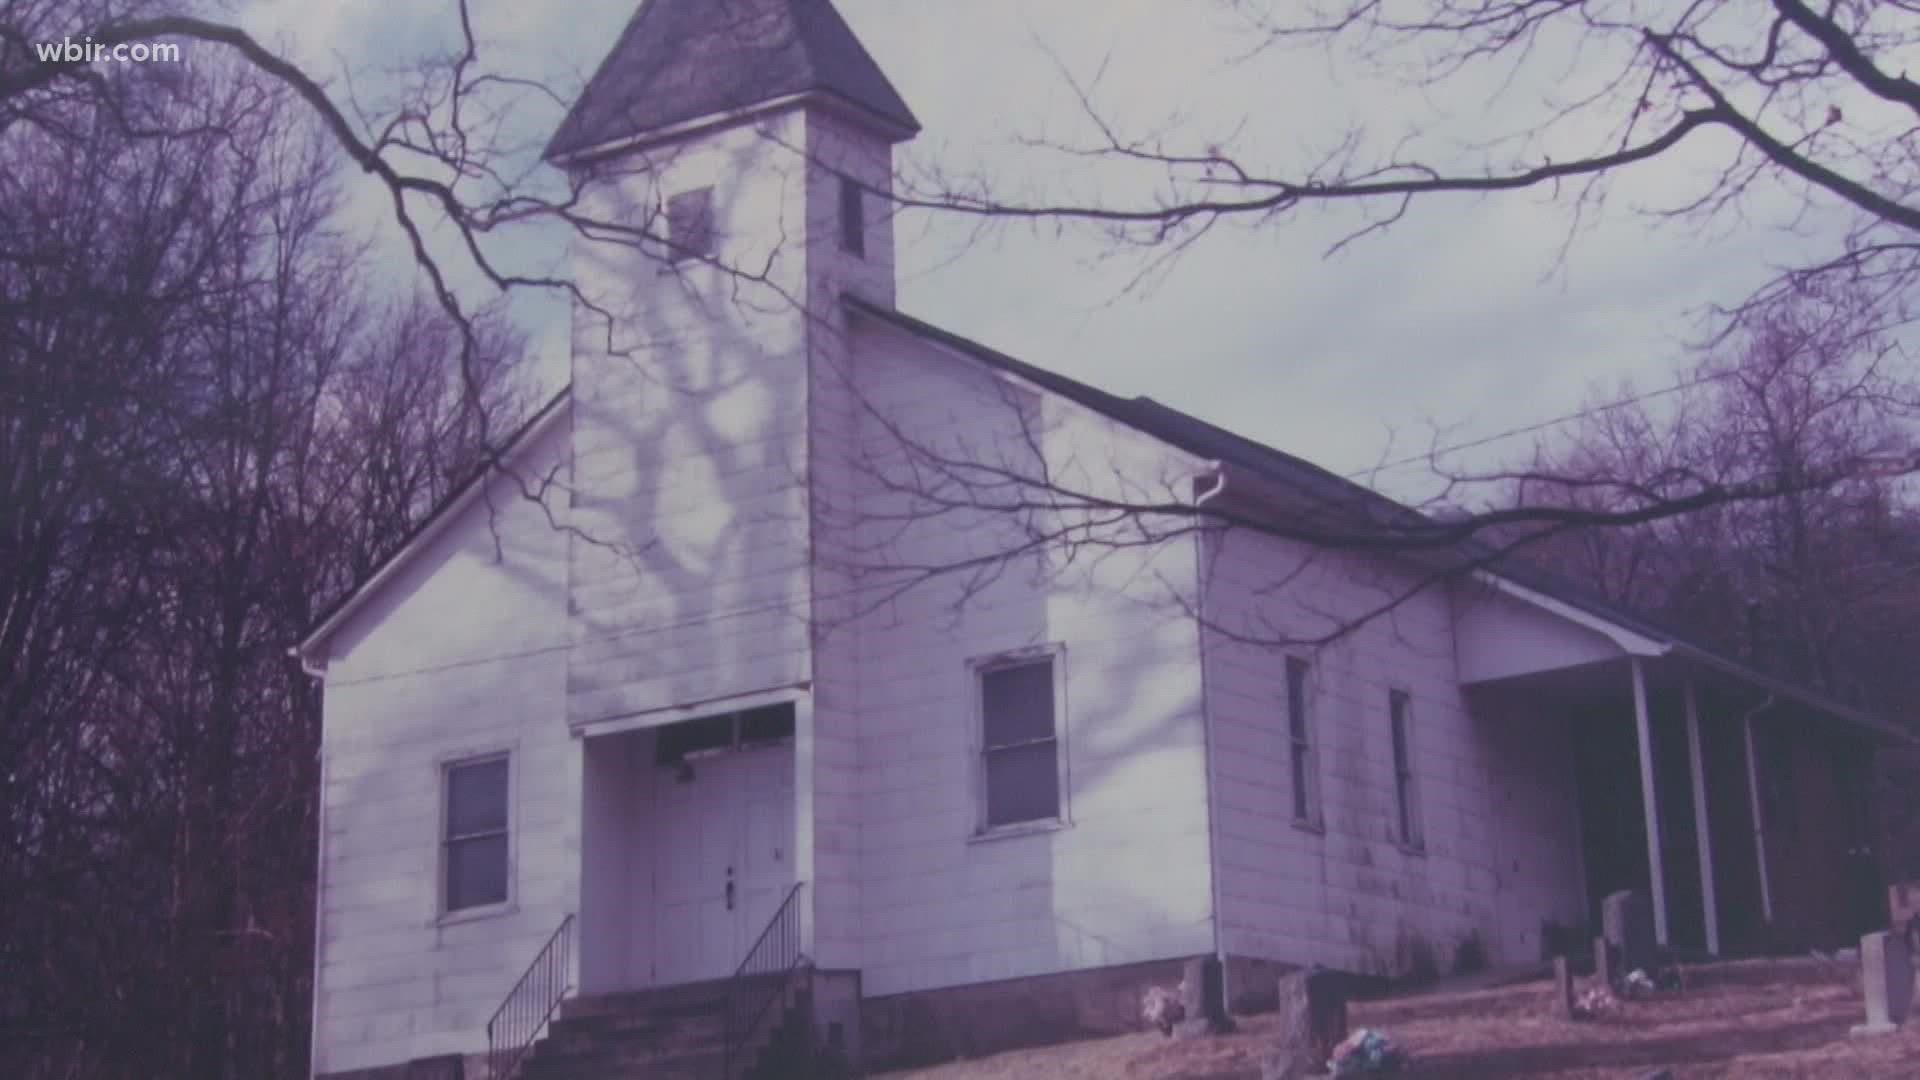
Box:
297, 1, 1904, 1076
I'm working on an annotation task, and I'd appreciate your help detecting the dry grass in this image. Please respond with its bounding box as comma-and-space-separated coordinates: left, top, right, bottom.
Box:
874, 957, 1920, 1079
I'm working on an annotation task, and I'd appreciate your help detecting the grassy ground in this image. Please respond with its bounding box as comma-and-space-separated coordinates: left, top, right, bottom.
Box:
875, 957, 1920, 1079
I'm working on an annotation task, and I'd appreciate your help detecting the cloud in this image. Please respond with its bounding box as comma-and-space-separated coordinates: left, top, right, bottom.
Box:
232, 0, 1843, 496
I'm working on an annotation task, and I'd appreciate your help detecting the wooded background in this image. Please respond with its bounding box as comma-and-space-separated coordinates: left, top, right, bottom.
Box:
8, 1, 1920, 1076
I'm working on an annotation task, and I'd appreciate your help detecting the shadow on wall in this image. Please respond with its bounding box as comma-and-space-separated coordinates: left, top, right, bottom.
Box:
835, 337, 1219, 1067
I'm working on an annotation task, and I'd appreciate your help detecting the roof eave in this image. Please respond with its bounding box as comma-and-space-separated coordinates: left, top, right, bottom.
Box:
1670, 643, 1915, 743
544, 89, 917, 168
1471, 570, 1670, 658
294, 388, 572, 670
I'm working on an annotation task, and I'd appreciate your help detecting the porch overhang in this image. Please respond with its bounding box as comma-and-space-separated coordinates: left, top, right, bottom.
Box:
571, 682, 812, 740
1454, 570, 1909, 744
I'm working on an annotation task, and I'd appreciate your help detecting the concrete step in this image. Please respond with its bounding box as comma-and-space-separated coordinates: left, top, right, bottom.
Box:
547, 1007, 725, 1045
557, 974, 779, 1021
518, 973, 808, 1080
533, 1022, 721, 1060
520, 1047, 722, 1080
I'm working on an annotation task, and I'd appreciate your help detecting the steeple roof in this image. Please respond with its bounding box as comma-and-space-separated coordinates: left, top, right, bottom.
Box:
544, 0, 920, 161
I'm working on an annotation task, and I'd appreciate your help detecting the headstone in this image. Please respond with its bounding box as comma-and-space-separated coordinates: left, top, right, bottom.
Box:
1851, 929, 1915, 1036
1602, 890, 1655, 974
1593, 936, 1616, 991
1552, 956, 1576, 1020
1262, 968, 1348, 1078
1174, 955, 1235, 1039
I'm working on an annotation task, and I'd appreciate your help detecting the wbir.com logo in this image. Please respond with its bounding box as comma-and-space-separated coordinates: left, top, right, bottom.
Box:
35, 37, 184, 65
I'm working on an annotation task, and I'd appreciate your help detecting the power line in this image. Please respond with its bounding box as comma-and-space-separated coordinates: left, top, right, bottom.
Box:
1346, 367, 1737, 479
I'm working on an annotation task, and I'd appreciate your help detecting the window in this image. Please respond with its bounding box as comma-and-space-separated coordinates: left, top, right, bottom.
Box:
443, 756, 510, 913
1286, 657, 1319, 824
979, 655, 1062, 829
838, 174, 865, 257
666, 186, 714, 263
1389, 690, 1423, 850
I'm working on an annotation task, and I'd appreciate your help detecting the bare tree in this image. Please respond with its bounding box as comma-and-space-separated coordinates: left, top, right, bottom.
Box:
8, 7, 1920, 1070
1509, 285, 1920, 711
903, 1, 1920, 331
0, 52, 525, 1079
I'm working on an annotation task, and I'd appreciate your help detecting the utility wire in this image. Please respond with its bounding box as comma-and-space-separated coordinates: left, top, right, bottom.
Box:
1347, 368, 1737, 479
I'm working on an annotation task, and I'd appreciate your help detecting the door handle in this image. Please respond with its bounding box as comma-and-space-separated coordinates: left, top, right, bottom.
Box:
726, 869, 735, 911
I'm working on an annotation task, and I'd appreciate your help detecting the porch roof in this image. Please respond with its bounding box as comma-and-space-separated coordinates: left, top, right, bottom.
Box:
1455, 572, 1910, 742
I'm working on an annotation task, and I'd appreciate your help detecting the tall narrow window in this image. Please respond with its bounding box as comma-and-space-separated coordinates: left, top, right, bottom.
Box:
1390, 690, 1423, 849
1286, 657, 1319, 823
838, 174, 866, 257
666, 186, 714, 263
979, 656, 1061, 828
444, 755, 510, 912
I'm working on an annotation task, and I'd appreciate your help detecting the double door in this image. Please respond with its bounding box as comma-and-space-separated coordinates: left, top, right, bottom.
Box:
650, 743, 794, 985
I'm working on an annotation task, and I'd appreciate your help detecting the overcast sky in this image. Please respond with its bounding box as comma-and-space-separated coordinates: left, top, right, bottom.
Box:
235, 0, 1836, 500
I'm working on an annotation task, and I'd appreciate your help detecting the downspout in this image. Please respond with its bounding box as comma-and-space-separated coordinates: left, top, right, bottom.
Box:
1192, 466, 1230, 994
290, 644, 327, 1076
1741, 694, 1778, 926
308, 747, 328, 1079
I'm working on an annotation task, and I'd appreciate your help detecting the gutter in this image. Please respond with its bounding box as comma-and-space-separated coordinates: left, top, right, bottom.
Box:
1192, 465, 1231, 986
1673, 643, 1910, 742
291, 644, 326, 680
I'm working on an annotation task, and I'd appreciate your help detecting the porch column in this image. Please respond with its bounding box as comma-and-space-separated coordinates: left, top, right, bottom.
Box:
1684, 682, 1720, 954
1743, 707, 1777, 923
1631, 658, 1671, 946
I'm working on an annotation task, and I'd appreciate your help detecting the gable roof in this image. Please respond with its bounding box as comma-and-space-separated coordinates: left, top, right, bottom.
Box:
544, 0, 920, 162
843, 295, 1910, 741
296, 388, 571, 664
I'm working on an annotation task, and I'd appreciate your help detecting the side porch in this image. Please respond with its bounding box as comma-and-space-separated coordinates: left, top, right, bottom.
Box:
1457, 574, 1899, 961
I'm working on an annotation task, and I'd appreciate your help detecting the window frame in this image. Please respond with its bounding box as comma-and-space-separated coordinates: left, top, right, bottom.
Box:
837, 174, 866, 258
1388, 688, 1424, 852
1286, 656, 1321, 828
969, 644, 1070, 838
664, 185, 716, 264
438, 749, 515, 922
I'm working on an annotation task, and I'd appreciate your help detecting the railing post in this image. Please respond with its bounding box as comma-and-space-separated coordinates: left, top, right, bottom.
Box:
486, 914, 575, 1080
723, 881, 809, 1080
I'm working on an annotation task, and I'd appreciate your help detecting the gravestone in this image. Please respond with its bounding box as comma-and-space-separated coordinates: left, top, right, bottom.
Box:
1261, 969, 1348, 1078
1850, 929, 1915, 1036
1594, 936, 1616, 991
1602, 890, 1655, 974
1175, 955, 1235, 1039
1552, 956, 1576, 1020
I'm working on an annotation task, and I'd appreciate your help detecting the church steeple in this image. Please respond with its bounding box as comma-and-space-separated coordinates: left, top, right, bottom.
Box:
544, 0, 919, 162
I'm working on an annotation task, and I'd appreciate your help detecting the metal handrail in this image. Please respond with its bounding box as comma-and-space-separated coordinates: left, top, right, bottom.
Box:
486, 913, 575, 1080
722, 882, 808, 1079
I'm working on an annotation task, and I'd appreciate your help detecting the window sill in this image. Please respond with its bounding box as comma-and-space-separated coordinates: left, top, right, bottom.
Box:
1291, 817, 1325, 836
1397, 841, 1428, 859
436, 900, 516, 928
969, 818, 1070, 845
